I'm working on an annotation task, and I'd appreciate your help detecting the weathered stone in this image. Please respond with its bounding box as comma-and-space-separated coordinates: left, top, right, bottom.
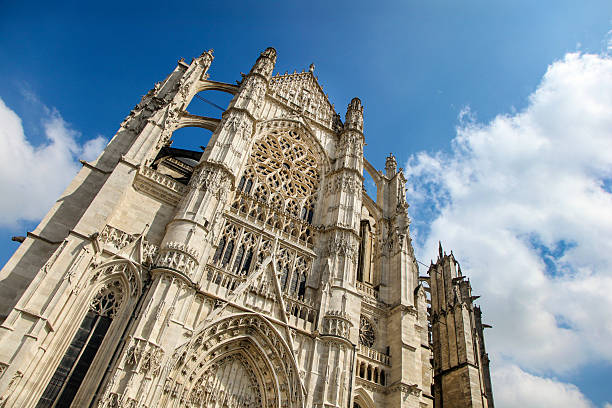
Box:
0, 47, 493, 408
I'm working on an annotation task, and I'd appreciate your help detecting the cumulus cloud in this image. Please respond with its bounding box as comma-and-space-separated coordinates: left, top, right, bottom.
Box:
0, 97, 106, 228
404, 52, 612, 405
493, 363, 594, 408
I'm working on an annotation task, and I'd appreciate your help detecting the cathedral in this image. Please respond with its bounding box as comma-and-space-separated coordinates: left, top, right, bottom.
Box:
0, 47, 494, 408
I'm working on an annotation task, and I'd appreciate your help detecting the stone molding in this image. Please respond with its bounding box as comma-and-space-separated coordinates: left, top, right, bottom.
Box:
133, 166, 187, 206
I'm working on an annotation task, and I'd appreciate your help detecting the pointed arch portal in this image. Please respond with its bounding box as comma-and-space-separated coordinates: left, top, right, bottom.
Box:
163, 313, 304, 408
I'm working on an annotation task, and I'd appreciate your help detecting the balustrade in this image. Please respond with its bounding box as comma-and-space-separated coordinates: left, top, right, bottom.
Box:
356, 281, 380, 300
357, 343, 391, 366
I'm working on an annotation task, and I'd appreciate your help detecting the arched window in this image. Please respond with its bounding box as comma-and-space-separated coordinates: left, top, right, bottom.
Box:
37, 281, 124, 408
240, 248, 253, 275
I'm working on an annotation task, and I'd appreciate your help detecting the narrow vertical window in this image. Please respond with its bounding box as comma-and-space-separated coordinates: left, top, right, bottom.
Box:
221, 240, 234, 267
37, 283, 123, 408
297, 274, 307, 299
240, 249, 253, 275
279, 265, 289, 290
289, 271, 299, 295
213, 236, 226, 263
232, 245, 245, 274
357, 220, 371, 283
244, 179, 253, 194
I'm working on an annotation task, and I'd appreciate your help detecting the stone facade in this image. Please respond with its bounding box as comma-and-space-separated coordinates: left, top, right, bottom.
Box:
0, 47, 493, 408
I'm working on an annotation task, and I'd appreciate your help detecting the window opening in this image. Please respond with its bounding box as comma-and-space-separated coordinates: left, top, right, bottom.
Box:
37, 283, 123, 408
357, 220, 372, 284
212, 236, 226, 263
221, 241, 234, 267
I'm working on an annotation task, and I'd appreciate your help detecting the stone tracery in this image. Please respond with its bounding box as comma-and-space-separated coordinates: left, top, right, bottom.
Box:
163, 314, 303, 408
233, 126, 321, 237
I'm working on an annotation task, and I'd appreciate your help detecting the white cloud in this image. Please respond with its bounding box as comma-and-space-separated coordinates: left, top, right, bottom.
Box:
405, 52, 612, 403
493, 362, 594, 408
0, 97, 106, 228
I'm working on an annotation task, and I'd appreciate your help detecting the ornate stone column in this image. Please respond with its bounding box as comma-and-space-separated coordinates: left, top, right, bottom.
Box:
311, 98, 365, 408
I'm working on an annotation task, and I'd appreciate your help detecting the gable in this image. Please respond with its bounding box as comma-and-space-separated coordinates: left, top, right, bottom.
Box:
268, 71, 341, 131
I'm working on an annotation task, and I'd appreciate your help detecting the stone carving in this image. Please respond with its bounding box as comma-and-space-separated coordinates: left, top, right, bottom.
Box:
248, 128, 320, 199
322, 313, 351, 339
98, 225, 159, 266
224, 111, 253, 140
92, 262, 141, 297
326, 173, 359, 195
269, 70, 337, 130
327, 236, 358, 259
0, 48, 495, 408
156, 248, 198, 279
189, 164, 232, 201
91, 280, 124, 318
359, 315, 376, 348
124, 338, 164, 376
163, 314, 302, 408
0, 370, 22, 407
134, 166, 187, 206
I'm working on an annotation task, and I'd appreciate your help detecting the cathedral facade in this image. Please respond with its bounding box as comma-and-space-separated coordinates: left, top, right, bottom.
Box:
0, 47, 493, 408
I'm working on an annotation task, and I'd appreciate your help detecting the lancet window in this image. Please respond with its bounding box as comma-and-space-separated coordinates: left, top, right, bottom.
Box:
212, 222, 275, 278
37, 281, 124, 408
212, 224, 239, 267
277, 248, 311, 299
210, 220, 313, 299
357, 220, 373, 284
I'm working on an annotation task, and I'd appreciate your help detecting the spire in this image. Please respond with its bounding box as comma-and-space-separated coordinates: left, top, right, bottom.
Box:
344, 97, 363, 132
249, 46, 277, 79
438, 241, 443, 259
196, 49, 214, 73
309, 63, 315, 73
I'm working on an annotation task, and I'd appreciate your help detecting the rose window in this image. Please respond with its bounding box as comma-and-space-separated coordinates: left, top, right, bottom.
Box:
359, 316, 376, 348
249, 129, 319, 199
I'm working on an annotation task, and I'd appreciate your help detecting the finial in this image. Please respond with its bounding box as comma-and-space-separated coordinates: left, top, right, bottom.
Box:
262, 47, 276, 59
309, 63, 315, 73
344, 97, 364, 132
438, 241, 443, 259
199, 49, 214, 58
385, 153, 398, 177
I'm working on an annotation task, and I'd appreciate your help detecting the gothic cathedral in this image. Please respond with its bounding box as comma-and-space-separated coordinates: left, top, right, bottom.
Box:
0, 48, 494, 408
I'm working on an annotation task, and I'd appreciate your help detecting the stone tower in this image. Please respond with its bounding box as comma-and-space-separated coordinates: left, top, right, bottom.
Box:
0, 47, 493, 408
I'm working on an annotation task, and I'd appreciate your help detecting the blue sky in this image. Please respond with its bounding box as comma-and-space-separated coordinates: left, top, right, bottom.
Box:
1, 1, 612, 406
